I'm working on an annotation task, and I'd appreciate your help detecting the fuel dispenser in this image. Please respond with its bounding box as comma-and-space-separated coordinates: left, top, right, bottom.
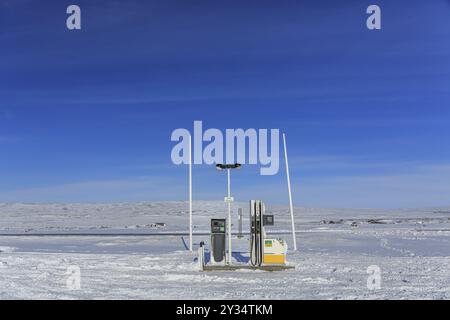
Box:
250, 200, 287, 266
210, 219, 226, 264
250, 200, 264, 266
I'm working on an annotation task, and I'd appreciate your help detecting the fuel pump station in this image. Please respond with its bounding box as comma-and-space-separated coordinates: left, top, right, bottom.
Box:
197, 160, 295, 272
200, 200, 292, 272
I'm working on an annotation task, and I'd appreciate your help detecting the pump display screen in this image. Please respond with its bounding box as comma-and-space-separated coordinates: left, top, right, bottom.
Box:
211, 219, 226, 234
263, 215, 274, 226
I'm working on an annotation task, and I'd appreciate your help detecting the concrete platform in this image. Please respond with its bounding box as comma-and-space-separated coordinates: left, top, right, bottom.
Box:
202, 264, 295, 272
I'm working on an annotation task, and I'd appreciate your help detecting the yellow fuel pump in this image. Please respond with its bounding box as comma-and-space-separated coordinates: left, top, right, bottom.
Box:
250, 200, 287, 267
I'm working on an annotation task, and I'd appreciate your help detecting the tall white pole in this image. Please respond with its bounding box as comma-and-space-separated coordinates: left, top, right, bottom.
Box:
189, 135, 193, 252
283, 133, 297, 251
227, 169, 232, 264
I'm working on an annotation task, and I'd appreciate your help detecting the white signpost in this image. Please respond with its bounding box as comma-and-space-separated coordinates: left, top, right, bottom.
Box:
216, 163, 241, 264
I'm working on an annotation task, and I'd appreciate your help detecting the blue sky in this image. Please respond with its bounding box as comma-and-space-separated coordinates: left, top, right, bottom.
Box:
1, 0, 450, 208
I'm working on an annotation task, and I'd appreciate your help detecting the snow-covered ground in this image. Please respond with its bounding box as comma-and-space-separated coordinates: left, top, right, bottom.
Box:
0, 202, 449, 299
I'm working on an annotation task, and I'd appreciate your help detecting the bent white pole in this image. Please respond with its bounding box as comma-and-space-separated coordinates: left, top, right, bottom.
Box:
283, 133, 297, 251
189, 135, 193, 252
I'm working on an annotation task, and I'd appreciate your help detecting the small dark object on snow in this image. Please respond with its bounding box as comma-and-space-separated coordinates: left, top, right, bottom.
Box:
367, 219, 387, 224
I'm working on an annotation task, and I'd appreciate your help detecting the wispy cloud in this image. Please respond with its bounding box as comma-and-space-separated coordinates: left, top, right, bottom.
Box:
198, 161, 450, 209
1, 161, 449, 208
0, 175, 187, 203
292, 163, 450, 208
